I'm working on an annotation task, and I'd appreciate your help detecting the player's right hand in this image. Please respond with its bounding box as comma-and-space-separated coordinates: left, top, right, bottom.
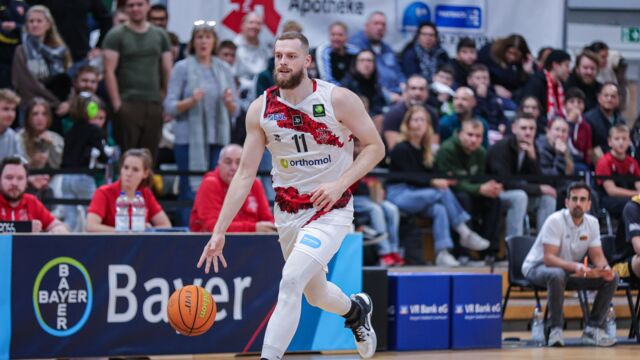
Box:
197, 233, 227, 274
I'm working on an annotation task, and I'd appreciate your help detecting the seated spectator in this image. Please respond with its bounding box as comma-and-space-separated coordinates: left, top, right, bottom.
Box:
341, 50, 386, 131
0, 156, 67, 233
536, 117, 573, 177
12, 5, 72, 118
60, 93, 109, 232
28, 0, 111, 64
467, 63, 508, 143
477, 34, 533, 100
0, 0, 26, 88
349, 11, 404, 98
612, 199, 640, 286
386, 105, 490, 267
0, 89, 22, 160
59, 64, 101, 133
382, 74, 438, 150
86, 148, 172, 232
112, 6, 129, 27
535, 46, 553, 73
427, 64, 455, 116
536, 116, 573, 207
585, 82, 625, 161
438, 87, 489, 147
400, 22, 449, 83
190, 144, 274, 233
587, 41, 616, 85
17, 98, 64, 170
518, 49, 571, 120
564, 88, 593, 173
451, 37, 477, 87
487, 113, 557, 236
565, 51, 602, 111
351, 138, 404, 266
518, 95, 546, 138
435, 119, 502, 259
522, 182, 617, 347
595, 124, 640, 218
314, 21, 358, 85
217, 40, 237, 67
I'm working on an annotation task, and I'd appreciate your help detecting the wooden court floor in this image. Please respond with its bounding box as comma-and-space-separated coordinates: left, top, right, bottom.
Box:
172, 330, 639, 360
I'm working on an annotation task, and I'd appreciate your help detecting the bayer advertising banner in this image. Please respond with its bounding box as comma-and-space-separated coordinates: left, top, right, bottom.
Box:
168, 0, 564, 56
0, 233, 362, 359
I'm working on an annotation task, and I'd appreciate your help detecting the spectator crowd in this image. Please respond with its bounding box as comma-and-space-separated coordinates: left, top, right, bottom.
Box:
1, 0, 639, 272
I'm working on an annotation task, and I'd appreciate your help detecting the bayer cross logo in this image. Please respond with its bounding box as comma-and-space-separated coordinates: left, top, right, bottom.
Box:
33, 257, 93, 337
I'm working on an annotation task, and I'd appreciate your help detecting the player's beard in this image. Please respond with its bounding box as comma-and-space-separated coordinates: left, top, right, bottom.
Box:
274, 67, 304, 89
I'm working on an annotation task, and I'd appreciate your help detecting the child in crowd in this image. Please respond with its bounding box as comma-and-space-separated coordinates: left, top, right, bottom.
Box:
595, 124, 640, 218
563, 87, 593, 174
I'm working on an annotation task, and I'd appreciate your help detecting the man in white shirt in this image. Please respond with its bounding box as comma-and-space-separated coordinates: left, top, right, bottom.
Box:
522, 182, 618, 347
234, 12, 271, 105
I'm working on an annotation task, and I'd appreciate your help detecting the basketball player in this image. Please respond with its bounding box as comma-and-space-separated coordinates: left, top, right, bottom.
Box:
197, 32, 384, 359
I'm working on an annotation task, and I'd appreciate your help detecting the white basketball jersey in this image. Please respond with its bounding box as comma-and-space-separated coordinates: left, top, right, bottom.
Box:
260, 79, 354, 227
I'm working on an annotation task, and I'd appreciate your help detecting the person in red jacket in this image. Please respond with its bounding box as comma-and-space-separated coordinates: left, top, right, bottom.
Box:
190, 144, 275, 232
0, 156, 68, 233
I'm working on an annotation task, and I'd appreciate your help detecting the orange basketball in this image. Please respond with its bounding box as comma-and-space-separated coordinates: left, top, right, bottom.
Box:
167, 285, 216, 336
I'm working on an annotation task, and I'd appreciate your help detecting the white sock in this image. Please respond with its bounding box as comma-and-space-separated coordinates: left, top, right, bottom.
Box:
455, 223, 471, 239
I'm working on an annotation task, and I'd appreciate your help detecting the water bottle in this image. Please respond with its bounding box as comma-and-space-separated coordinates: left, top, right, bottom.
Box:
115, 191, 130, 232
531, 305, 545, 347
131, 191, 146, 232
605, 303, 616, 339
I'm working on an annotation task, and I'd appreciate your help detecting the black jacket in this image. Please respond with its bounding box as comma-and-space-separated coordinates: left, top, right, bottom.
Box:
565, 72, 601, 111
477, 43, 529, 92
62, 121, 106, 168
584, 105, 625, 153
486, 135, 543, 195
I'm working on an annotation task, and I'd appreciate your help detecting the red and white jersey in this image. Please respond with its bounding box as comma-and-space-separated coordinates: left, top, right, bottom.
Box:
260, 79, 354, 227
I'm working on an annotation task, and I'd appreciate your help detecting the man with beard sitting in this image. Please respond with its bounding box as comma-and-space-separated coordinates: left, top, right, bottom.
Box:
0, 156, 67, 233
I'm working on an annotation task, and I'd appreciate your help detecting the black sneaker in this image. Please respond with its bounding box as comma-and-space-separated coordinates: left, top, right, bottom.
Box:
345, 293, 377, 358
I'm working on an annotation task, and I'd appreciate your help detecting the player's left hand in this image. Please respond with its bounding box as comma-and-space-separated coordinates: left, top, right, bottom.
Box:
310, 181, 345, 212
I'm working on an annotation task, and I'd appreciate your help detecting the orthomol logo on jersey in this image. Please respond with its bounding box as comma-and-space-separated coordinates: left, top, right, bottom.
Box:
33, 256, 93, 336
280, 154, 332, 169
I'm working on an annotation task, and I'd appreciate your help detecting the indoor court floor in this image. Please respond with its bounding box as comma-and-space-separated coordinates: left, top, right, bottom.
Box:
163, 330, 639, 360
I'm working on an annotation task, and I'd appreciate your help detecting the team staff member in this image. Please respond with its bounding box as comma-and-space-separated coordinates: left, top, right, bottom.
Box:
86, 148, 171, 232
522, 182, 617, 347
190, 144, 275, 232
0, 156, 68, 233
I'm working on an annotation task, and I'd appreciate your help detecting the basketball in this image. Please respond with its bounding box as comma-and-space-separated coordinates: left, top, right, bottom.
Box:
167, 285, 216, 336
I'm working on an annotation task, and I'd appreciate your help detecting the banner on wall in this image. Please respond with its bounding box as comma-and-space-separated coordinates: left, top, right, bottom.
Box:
1, 233, 362, 359
168, 0, 565, 56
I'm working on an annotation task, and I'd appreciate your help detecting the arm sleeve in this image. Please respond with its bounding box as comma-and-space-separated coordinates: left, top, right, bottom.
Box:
145, 191, 163, 219
539, 215, 562, 247
11, 47, 60, 106
33, 199, 55, 229
194, 178, 257, 232
595, 156, 612, 186
87, 188, 107, 219
163, 61, 186, 116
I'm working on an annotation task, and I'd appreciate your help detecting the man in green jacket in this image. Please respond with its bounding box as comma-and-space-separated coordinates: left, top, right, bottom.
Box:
435, 119, 503, 258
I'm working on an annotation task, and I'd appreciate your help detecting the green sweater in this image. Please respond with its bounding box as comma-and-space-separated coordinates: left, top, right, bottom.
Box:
435, 134, 486, 195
